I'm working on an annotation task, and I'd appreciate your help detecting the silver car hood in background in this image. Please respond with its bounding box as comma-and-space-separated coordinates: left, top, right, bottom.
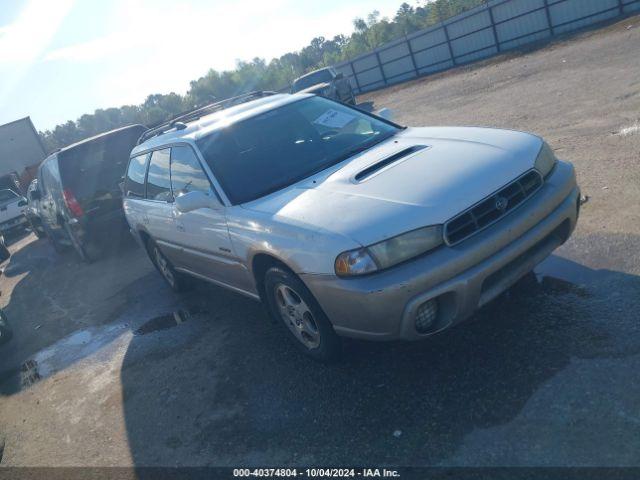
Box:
243, 126, 544, 246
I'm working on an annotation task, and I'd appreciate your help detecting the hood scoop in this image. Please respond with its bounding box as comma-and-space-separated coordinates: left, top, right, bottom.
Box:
353, 145, 428, 182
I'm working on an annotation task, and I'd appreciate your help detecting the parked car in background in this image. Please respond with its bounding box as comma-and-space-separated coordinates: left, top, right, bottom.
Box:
123, 92, 580, 361
25, 179, 46, 238
0, 188, 29, 236
33, 124, 147, 262
291, 67, 356, 104
0, 172, 24, 196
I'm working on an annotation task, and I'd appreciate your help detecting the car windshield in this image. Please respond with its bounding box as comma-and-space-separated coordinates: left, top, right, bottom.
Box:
196, 96, 399, 204
292, 70, 334, 91
0, 189, 18, 203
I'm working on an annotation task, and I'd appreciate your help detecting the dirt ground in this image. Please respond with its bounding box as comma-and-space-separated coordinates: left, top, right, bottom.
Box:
0, 16, 639, 468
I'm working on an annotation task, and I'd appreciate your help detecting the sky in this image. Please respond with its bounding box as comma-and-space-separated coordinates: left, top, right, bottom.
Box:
0, 0, 406, 132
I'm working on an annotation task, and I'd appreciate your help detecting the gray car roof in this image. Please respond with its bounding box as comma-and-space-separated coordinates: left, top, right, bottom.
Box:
131, 93, 312, 156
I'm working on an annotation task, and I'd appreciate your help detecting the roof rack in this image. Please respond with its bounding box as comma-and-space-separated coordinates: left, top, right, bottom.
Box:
136, 90, 278, 145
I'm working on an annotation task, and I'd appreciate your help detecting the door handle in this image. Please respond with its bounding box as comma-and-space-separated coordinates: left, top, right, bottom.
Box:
176, 223, 185, 232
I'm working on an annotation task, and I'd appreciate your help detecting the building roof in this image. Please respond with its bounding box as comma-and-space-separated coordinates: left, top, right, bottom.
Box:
0, 117, 47, 176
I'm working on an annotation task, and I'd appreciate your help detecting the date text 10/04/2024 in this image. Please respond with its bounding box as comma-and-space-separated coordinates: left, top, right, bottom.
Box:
233, 468, 401, 477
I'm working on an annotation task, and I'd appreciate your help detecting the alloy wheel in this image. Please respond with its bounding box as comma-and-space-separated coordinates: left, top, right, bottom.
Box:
154, 246, 176, 288
274, 283, 320, 349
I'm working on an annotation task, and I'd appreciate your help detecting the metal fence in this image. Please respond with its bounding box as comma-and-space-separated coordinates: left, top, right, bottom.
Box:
334, 0, 640, 94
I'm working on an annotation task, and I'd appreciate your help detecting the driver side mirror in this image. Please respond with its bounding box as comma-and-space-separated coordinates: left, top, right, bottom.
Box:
18, 197, 28, 207
30, 190, 41, 201
175, 191, 221, 213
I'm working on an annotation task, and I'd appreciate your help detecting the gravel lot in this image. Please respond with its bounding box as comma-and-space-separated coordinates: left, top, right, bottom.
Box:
0, 16, 639, 468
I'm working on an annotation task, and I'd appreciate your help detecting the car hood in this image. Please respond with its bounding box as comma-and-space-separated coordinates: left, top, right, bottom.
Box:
243, 127, 544, 246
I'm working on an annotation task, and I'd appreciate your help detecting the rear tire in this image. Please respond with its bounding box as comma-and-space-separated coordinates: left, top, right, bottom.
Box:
145, 239, 192, 293
42, 223, 66, 254
0, 310, 13, 345
264, 267, 341, 362
64, 223, 99, 263
0, 237, 9, 263
32, 225, 45, 239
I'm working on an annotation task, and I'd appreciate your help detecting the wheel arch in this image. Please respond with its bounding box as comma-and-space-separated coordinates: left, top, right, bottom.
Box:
133, 226, 153, 251
250, 252, 297, 302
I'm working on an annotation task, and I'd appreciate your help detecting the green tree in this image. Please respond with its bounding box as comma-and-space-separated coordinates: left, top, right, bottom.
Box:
39, 0, 487, 152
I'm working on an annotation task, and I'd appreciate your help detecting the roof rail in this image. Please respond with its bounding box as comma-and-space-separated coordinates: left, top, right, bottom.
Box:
136, 90, 278, 145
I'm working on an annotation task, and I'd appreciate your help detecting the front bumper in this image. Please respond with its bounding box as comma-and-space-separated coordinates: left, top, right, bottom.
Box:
0, 214, 28, 233
301, 161, 580, 341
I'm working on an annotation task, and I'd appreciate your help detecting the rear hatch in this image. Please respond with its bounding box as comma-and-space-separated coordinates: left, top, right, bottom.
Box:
57, 126, 146, 221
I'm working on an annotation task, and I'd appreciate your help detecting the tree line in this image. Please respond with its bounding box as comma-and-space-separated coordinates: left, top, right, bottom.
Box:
39, 0, 485, 152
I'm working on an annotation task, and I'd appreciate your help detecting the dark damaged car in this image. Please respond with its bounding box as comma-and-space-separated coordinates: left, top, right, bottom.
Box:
291, 67, 356, 104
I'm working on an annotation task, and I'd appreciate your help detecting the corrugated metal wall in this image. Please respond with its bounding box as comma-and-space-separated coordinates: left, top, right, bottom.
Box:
334, 0, 640, 94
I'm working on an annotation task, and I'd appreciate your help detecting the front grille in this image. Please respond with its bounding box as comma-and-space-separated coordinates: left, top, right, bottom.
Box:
444, 170, 543, 246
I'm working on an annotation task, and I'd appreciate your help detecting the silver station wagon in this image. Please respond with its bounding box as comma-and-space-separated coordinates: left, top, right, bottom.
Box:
124, 92, 580, 361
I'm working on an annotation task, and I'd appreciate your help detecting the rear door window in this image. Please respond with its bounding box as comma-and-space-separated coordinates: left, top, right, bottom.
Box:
125, 154, 149, 198
170, 146, 212, 196
146, 149, 172, 202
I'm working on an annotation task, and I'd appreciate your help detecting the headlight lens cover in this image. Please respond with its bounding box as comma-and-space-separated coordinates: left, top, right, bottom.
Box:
335, 225, 443, 277
335, 248, 378, 277
534, 142, 557, 177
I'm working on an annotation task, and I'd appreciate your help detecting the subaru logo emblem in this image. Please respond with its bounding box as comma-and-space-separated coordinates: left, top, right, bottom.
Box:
495, 196, 508, 211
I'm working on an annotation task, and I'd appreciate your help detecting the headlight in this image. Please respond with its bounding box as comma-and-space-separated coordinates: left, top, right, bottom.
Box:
534, 142, 557, 178
334, 248, 378, 277
335, 225, 443, 277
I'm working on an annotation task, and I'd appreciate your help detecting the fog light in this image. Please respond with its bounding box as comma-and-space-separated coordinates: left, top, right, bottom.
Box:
415, 299, 438, 333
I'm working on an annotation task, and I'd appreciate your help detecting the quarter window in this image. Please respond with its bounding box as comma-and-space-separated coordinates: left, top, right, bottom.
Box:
170, 146, 211, 196
146, 149, 172, 202
124, 154, 149, 198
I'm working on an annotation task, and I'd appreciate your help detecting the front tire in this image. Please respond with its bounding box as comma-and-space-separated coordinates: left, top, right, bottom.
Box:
264, 267, 341, 362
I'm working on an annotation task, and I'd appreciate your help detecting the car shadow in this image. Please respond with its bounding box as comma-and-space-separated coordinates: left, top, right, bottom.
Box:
118, 233, 640, 466
0, 231, 155, 395
2, 228, 638, 466
2, 229, 32, 248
